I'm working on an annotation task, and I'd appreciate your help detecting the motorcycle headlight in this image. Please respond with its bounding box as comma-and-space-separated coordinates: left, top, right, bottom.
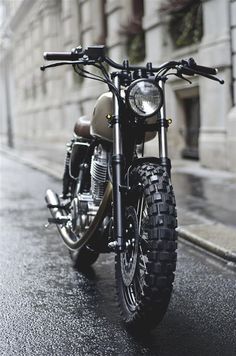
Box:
127, 79, 163, 118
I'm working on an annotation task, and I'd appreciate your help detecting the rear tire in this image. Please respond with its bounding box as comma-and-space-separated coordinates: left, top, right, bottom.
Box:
115, 164, 177, 331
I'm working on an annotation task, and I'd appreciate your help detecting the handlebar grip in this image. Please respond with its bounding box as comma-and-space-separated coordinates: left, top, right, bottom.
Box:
187, 58, 217, 75
43, 52, 79, 61
193, 64, 218, 75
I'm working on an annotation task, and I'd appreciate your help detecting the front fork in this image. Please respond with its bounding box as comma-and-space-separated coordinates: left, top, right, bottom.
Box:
112, 74, 126, 252
111, 76, 170, 252
158, 80, 171, 175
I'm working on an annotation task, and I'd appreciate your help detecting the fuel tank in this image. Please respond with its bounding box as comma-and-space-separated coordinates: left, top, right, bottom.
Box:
91, 92, 158, 143
91, 92, 113, 142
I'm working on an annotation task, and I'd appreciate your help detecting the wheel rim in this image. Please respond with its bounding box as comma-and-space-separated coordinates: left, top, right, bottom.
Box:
120, 199, 149, 312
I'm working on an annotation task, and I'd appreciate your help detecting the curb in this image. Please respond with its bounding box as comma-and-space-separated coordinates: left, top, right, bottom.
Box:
177, 227, 236, 263
1, 146, 236, 264
0, 146, 61, 180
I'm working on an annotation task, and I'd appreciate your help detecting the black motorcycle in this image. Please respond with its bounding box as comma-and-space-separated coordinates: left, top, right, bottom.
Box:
41, 45, 223, 331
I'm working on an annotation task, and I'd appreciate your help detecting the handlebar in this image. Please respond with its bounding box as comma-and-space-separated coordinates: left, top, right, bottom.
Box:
42, 45, 223, 84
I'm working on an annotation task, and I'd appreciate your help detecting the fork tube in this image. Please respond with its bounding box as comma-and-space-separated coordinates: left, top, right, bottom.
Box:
112, 74, 125, 251
158, 80, 168, 159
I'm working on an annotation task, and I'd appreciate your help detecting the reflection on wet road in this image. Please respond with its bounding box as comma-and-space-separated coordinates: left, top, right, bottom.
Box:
172, 172, 236, 227
0, 154, 235, 356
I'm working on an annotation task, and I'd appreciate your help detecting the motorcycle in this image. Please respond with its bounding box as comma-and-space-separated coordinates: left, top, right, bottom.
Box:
41, 45, 223, 331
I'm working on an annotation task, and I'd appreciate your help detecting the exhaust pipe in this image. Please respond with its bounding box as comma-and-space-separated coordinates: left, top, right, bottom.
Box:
45, 182, 112, 250
45, 189, 77, 248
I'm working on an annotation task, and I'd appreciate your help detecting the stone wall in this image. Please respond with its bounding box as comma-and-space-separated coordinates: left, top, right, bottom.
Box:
144, 0, 234, 171
0, 0, 235, 171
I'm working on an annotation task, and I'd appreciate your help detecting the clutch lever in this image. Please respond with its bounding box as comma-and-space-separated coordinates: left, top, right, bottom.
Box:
40, 59, 92, 71
40, 61, 78, 71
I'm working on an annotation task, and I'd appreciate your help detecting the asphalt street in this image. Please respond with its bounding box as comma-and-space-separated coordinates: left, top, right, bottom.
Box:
0, 153, 235, 356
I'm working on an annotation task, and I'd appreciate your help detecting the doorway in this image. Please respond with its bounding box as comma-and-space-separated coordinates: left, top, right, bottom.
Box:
181, 96, 200, 160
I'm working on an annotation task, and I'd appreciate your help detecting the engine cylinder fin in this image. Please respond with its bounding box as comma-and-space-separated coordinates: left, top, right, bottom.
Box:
90, 145, 108, 201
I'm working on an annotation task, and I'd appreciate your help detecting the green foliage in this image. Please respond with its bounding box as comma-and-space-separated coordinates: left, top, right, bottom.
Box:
163, 0, 203, 48
127, 31, 146, 64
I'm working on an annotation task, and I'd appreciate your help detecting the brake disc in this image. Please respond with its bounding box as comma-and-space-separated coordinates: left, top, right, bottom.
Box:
120, 206, 140, 287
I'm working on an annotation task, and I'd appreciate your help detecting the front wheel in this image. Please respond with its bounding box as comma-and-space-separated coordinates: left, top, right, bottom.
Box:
115, 164, 178, 331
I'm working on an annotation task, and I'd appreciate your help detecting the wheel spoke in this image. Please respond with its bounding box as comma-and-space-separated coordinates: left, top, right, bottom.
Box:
121, 199, 149, 309
135, 272, 145, 295
139, 253, 146, 270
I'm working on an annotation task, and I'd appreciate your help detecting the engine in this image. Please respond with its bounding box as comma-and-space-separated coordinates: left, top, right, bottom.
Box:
69, 144, 108, 235
90, 144, 108, 203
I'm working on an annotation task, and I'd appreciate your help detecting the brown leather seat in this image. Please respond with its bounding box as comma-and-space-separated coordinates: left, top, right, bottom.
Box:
74, 115, 92, 139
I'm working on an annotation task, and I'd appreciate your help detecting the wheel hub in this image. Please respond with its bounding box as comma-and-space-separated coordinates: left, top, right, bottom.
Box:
120, 207, 139, 287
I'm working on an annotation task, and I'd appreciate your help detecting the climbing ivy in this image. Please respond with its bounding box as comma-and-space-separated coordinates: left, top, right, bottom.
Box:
161, 0, 203, 48
127, 31, 146, 64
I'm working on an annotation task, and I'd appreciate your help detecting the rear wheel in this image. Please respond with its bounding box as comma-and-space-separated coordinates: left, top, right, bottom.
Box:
115, 164, 177, 331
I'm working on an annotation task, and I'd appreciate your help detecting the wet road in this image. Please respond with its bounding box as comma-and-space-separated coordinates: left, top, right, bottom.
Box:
0, 153, 235, 356
172, 169, 236, 227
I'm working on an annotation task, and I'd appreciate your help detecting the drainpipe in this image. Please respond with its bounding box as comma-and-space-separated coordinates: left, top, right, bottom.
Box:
229, 0, 236, 106
4, 53, 14, 148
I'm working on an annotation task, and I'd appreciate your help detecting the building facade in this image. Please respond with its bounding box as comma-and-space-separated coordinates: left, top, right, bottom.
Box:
0, 0, 236, 171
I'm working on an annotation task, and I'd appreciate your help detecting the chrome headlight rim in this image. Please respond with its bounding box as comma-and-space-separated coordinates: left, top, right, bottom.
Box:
126, 79, 163, 118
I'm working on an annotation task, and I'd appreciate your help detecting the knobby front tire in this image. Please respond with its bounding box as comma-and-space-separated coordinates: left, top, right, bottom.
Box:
115, 164, 178, 331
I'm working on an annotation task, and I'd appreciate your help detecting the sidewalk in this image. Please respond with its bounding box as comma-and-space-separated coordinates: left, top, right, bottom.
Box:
1, 139, 236, 264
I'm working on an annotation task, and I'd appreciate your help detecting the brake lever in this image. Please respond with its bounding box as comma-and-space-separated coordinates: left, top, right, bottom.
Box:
178, 65, 224, 85
197, 71, 224, 84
